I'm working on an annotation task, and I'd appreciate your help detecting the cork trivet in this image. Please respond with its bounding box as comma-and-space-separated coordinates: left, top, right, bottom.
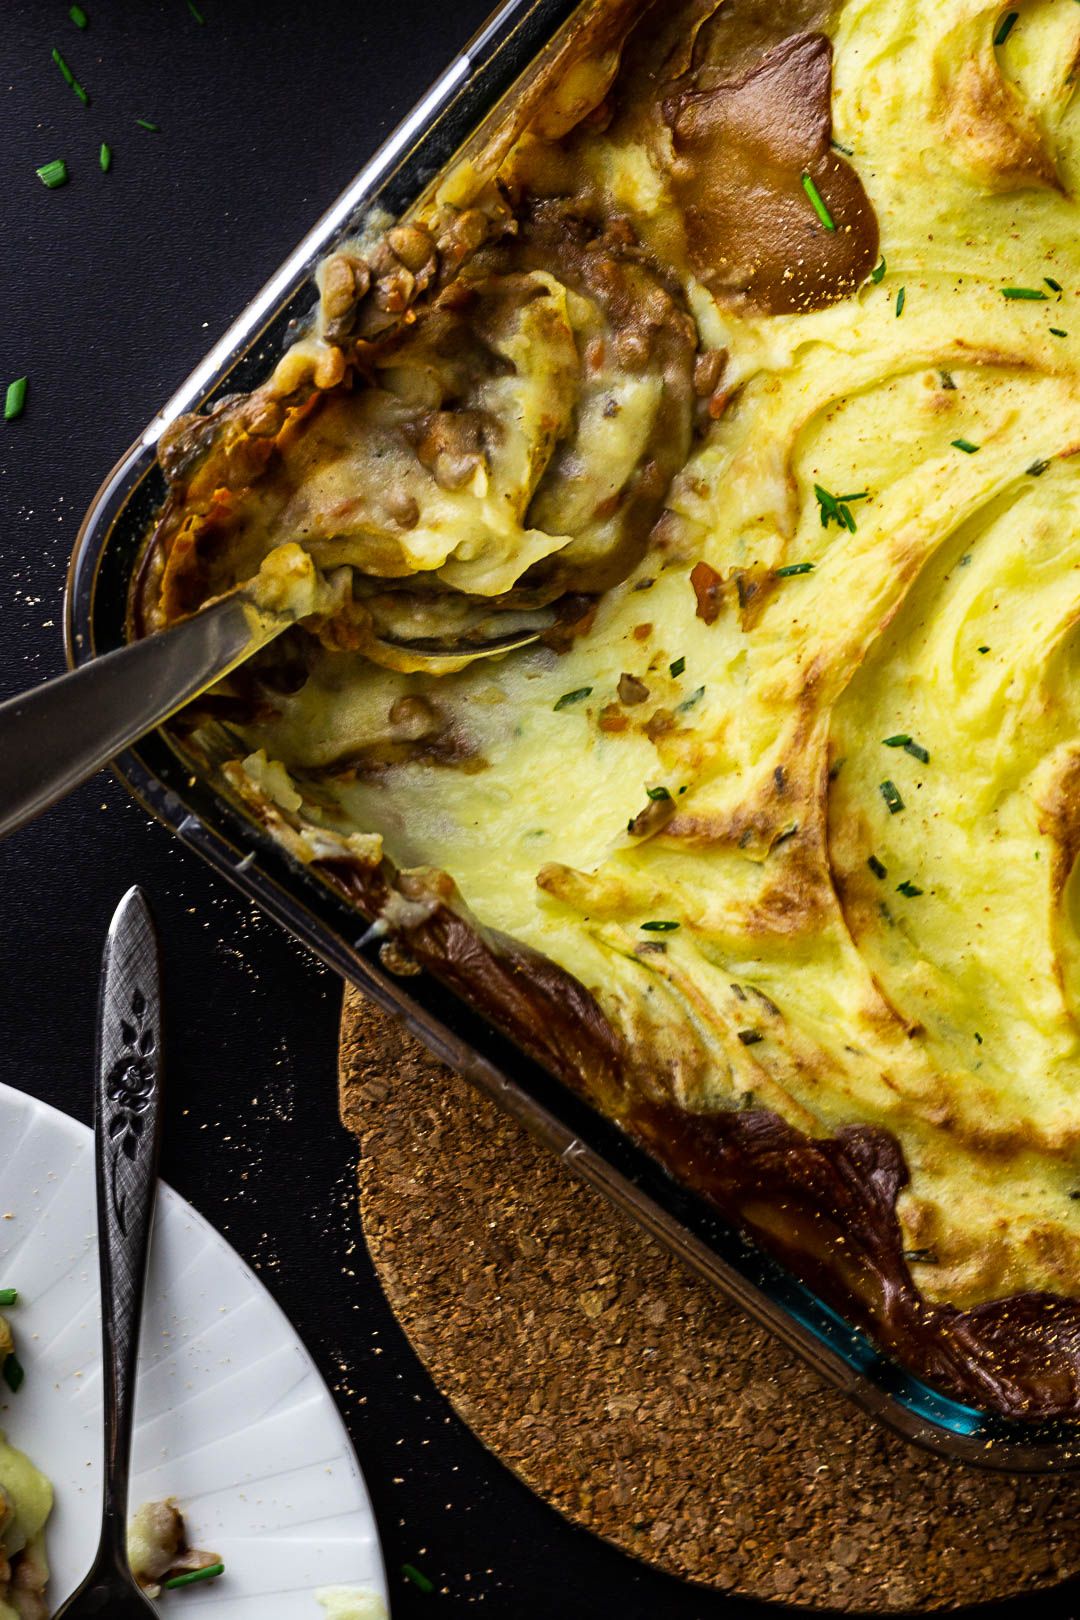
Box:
339, 985, 1080, 1609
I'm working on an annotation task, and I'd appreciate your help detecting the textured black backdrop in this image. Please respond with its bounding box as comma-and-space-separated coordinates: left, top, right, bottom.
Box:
0, 4, 1074, 1617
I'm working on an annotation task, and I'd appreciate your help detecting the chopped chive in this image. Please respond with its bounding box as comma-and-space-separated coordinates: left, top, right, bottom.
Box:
163, 1564, 225, 1590
1026, 458, 1051, 476
940, 369, 956, 389
69, 4, 88, 23
903, 1247, 939, 1264
801, 171, 835, 230
646, 785, 671, 801
187, 0, 205, 17
867, 854, 887, 879
3, 1354, 24, 1393
978, 645, 990, 653
830, 137, 854, 156
99, 142, 111, 172
975, 1032, 983, 1045
870, 257, 886, 284
838, 503, 856, 532
641, 920, 680, 932
669, 656, 685, 678
952, 438, 979, 453
880, 779, 904, 814
1002, 287, 1047, 300
1045, 277, 1063, 292
737, 1029, 763, 1045
4, 378, 27, 422
775, 562, 814, 577
903, 739, 930, 763
838, 492, 869, 503
136, 119, 160, 132
896, 879, 923, 897
883, 734, 911, 747
0, 1290, 16, 1307
1050, 328, 1068, 337
50, 48, 88, 104
675, 685, 705, 712
402, 1565, 434, 1595
36, 159, 68, 188
993, 10, 1019, 45
815, 483, 839, 526
895, 286, 906, 316
553, 687, 591, 711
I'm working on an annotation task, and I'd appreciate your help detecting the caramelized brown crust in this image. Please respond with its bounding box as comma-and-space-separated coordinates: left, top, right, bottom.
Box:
301, 832, 1080, 1421
663, 31, 879, 314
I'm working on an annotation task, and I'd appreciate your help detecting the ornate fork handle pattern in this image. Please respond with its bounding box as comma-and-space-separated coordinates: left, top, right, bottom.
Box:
94, 889, 164, 1562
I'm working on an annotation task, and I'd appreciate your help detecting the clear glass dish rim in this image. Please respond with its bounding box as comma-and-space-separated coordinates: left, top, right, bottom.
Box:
61, 0, 1080, 1473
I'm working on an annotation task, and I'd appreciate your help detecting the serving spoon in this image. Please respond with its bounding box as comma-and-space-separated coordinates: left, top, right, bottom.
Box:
0, 590, 539, 841
53, 886, 164, 1620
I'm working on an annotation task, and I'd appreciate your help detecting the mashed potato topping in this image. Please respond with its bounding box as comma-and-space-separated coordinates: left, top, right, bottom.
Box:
142, 0, 1080, 1413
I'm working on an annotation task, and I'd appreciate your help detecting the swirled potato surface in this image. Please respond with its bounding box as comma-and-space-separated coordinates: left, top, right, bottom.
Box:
152, 0, 1080, 1318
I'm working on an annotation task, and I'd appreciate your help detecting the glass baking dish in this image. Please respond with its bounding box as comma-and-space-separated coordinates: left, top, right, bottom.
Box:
64, 0, 1080, 1472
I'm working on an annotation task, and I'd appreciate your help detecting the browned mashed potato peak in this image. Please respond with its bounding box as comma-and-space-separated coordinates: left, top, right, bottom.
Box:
138, 0, 1080, 1419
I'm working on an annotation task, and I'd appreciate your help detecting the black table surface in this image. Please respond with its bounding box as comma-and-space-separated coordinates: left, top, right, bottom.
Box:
0, 5, 1075, 1617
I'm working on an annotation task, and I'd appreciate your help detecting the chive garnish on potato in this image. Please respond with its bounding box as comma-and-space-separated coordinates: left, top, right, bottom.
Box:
553, 687, 591, 711
880, 780, 904, 814
993, 11, 1018, 45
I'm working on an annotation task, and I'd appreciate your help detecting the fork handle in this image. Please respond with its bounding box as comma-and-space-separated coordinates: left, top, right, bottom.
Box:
94, 888, 165, 1565
0, 593, 283, 841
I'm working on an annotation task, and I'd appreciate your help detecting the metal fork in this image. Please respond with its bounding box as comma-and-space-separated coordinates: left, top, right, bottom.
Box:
53, 888, 164, 1619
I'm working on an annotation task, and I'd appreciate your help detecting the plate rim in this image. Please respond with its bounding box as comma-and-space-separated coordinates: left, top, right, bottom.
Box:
0, 1076, 389, 1612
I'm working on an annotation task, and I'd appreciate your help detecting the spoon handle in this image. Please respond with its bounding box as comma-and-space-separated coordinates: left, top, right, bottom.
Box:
0, 592, 284, 842
94, 888, 165, 1567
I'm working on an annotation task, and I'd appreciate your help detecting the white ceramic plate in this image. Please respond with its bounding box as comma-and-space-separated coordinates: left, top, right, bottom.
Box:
0, 1081, 387, 1616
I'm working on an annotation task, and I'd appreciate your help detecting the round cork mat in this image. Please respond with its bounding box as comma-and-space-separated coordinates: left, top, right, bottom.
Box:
339, 985, 1080, 1610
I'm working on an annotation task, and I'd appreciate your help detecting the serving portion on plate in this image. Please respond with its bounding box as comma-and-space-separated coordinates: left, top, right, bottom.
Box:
0, 1083, 386, 1616
129, 0, 1080, 1421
